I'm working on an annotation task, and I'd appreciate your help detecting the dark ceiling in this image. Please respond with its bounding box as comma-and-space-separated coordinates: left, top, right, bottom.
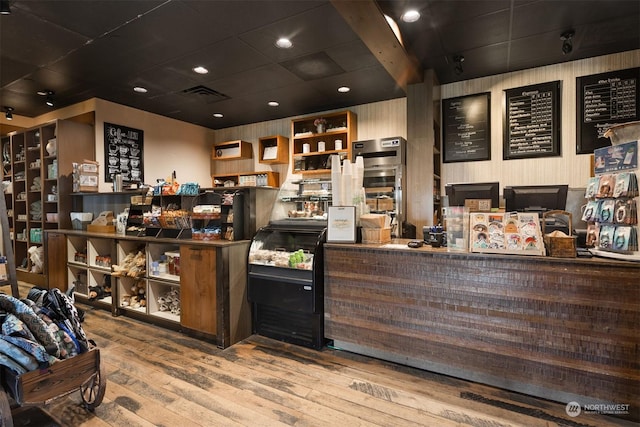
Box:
1, 0, 638, 132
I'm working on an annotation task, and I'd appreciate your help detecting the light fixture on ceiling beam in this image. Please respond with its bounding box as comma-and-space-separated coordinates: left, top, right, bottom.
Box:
561, 30, 575, 55
45, 91, 55, 107
38, 89, 56, 107
453, 55, 464, 75
0, 0, 11, 15
4, 106, 13, 120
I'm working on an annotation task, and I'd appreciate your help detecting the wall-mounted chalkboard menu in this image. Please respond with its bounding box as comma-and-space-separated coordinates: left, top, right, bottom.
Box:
104, 122, 144, 184
576, 67, 639, 154
503, 81, 560, 160
442, 92, 491, 163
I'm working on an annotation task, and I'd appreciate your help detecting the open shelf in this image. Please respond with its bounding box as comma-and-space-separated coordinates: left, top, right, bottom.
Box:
212, 140, 252, 160
291, 110, 356, 175
259, 135, 289, 164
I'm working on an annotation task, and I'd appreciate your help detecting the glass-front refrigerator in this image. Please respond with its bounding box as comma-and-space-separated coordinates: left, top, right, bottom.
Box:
247, 219, 326, 349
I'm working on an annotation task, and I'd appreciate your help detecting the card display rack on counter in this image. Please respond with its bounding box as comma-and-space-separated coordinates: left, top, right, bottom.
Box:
583, 173, 639, 243
470, 212, 545, 256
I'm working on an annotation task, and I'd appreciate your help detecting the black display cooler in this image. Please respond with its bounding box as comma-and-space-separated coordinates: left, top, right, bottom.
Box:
247, 219, 326, 349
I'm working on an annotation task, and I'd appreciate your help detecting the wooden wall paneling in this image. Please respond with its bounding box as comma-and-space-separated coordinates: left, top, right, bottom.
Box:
324, 244, 640, 411
407, 69, 437, 236
349, 99, 406, 142
439, 50, 640, 196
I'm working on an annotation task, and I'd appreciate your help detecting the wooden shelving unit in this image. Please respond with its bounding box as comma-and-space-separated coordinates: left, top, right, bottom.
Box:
258, 135, 289, 164
212, 171, 279, 188
291, 110, 356, 175
3, 119, 94, 286
212, 140, 252, 160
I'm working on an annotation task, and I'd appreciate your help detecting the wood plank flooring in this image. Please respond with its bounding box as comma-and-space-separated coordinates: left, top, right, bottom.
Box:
3, 284, 636, 427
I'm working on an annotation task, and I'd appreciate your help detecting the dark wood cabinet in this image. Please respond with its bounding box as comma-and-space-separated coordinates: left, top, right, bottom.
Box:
180, 245, 217, 335
45, 230, 250, 348
44, 231, 67, 291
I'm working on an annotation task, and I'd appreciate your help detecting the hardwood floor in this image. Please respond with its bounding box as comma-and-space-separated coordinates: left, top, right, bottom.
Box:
3, 284, 636, 427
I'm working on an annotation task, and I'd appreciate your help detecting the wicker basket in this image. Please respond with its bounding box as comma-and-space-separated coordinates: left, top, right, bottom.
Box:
130, 195, 153, 205
543, 210, 576, 258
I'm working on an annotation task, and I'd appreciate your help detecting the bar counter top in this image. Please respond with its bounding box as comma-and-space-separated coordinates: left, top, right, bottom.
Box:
323, 240, 639, 421
47, 229, 250, 247
325, 238, 640, 266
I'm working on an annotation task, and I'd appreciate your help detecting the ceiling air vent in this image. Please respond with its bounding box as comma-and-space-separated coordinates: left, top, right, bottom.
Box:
181, 85, 229, 103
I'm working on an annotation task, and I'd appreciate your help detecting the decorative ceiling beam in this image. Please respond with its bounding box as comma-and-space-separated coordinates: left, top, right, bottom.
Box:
331, 0, 424, 91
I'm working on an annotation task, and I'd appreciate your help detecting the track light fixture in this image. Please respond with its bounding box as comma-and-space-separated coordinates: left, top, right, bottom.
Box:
0, 0, 11, 15
561, 30, 575, 55
453, 55, 465, 75
4, 107, 13, 120
42, 90, 55, 107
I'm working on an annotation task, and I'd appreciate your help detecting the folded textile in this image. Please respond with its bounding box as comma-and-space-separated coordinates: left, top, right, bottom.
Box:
0, 295, 59, 358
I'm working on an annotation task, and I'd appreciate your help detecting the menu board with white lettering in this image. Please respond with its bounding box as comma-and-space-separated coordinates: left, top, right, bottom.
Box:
577, 68, 640, 154
503, 81, 560, 160
104, 122, 144, 184
442, 93, 491, 163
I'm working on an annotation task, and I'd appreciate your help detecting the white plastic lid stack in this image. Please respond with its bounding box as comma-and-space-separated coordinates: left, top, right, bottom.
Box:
354, 155, 364, 191
342, 159, 353, 207
331, 155, 342, 207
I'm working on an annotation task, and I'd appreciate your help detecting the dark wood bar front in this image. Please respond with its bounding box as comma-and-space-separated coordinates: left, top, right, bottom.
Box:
324, 242, 639, 420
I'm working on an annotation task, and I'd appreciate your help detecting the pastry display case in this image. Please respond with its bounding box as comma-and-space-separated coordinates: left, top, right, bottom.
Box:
247, 220, 326, 349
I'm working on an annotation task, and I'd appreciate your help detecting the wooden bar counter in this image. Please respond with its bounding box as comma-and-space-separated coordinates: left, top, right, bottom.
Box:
324, 240, 639, 419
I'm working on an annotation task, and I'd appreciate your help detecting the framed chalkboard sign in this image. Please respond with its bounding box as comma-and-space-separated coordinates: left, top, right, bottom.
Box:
576, 67, 640, 154
442, 92, 491, 163
104, 122, 144, 184
503, 81, 561, 160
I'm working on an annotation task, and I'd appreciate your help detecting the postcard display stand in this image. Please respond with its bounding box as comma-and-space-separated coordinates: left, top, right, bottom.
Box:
585, 140, 639, 261
469, 212, 546, 256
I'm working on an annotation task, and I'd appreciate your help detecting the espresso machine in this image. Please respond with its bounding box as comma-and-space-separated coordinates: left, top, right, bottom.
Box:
352, 136, 406, 237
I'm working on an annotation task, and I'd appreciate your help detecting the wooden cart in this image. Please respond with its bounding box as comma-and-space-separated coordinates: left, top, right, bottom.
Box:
0, 347, 106, 426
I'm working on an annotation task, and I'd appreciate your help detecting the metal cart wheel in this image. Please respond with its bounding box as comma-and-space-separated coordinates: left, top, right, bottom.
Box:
0, 387, 13, 427
80, 363, 106, 412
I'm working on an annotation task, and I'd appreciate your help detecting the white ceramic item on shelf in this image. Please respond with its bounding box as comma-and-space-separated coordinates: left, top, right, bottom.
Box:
46, 138, 57, 156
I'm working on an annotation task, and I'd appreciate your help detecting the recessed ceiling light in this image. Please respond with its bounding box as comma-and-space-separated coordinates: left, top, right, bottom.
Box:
213, 113, 223, 118
268, 101, 279, 107
133, 86, 148, 93
275, 38, 293, 49
37, 90, 49, 96
401, 10, 420, 23
338, 86, 350, 93
193, 66, 209, 74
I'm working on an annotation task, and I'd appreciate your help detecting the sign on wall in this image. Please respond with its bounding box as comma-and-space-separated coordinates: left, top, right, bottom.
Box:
576, 67, 640, 154
503, 81, 561, 160
442, 92, 491, 163
104, 122, 144, 184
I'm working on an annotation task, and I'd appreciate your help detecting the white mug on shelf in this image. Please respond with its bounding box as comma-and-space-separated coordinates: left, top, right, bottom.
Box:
302, 143, 311, 153
318, 141, 326, 152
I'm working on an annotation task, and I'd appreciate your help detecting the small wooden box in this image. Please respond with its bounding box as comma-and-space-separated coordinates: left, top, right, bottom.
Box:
545, 235, 577, 258
543, 210, 576, 258
361, 227, 391, 244
376, 198, 394, 211
87, 224, 116, 233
